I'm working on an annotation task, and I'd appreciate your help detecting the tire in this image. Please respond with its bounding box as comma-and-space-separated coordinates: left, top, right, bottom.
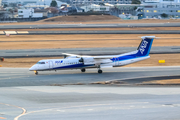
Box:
35, 71, 38, 75
98, 69, 102, 74
81, 68, 86, 72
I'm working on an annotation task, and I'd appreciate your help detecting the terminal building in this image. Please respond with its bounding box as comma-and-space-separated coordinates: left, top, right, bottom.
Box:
138, 0, 180, 18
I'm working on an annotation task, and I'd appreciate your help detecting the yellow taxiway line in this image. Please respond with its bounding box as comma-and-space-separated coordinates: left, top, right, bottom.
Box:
0, 117, 6, 119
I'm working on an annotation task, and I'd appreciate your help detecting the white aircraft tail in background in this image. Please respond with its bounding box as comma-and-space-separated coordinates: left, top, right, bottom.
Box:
29, 36, 156, 75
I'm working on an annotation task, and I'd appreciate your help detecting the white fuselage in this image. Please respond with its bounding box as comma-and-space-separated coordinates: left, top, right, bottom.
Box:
29, 55, 149, 71
29, 36, 155, 73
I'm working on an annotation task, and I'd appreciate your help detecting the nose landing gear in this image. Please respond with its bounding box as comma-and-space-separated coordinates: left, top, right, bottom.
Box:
34, 71, 38, 75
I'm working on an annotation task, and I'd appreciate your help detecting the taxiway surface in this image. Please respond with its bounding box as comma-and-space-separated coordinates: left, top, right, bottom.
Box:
1, 66, 180, 87
1, 46, 180, 58
1, 30, 180, 35
1, 23, 180, 29
1, 67, 180, 120
1, 85, 180, 120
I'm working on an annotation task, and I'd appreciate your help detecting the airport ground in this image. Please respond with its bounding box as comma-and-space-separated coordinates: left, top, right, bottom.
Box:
1, 19, 180, 119
0, 34, 180, 68
1, 67, 180, 120
1, 18, 180, 25
1, 27, 180, 31
0, 53, 180, 68
1, 34, 180, 50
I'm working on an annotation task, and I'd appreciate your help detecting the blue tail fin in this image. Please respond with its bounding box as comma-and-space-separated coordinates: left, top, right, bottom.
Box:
135, 36, 155, 56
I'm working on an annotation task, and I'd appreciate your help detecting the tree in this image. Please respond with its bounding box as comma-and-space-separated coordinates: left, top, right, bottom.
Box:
161, 13, 168, 18
131, 0, 141, 4
50, 0, 58, 7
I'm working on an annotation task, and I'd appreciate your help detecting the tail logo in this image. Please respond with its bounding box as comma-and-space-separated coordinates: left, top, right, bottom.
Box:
139, 40, 148, 54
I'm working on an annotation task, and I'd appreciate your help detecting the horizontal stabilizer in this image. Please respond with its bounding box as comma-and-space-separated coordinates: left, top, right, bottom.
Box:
141, 36, 157, 39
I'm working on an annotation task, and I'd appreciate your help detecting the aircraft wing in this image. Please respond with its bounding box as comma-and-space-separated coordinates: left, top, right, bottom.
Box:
62, 53, 91, 57
93, 56, 117, 59
62, 53, 116, 59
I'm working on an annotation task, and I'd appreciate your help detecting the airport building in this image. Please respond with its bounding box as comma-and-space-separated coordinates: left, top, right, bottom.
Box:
134, 0, 180, 19
143, 4, 180, 18
2, 0, 66, 7
71, 0, 132, 5
18, 8, 43, 18
81, 4, 110, 12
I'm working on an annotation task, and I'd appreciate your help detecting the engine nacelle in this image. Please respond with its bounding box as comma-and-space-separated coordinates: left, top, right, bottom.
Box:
82, 57, 95, 65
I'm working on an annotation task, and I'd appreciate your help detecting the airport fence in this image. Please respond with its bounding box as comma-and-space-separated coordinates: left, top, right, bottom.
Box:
0, 17, 47, 22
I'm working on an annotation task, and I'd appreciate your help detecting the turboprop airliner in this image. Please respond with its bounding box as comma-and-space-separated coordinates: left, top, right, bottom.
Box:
29, 36, 155, 75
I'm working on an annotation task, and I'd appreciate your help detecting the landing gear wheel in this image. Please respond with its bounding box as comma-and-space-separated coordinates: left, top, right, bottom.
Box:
34, 71, 38, 75
81, 68, 86, 72
98, 69, 102, 74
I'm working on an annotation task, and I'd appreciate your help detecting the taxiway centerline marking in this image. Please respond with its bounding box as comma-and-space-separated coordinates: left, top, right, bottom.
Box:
0, 103, 26, 120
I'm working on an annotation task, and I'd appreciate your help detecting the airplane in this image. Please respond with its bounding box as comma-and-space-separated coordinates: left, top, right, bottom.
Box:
29, 36, 156, 75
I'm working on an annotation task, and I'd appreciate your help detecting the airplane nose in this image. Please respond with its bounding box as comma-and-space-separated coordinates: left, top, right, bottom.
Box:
29, 67, 33, 71
29, 65, 37, 71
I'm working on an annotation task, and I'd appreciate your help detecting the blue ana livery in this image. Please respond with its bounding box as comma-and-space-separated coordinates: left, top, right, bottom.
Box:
29, 36, 156, 74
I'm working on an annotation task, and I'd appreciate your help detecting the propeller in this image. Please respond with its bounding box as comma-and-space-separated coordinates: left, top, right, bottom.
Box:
79, 57, 84, 62
64, 55, 67, 59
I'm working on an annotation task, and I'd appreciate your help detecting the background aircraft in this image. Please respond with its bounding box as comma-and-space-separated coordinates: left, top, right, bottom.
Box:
29, 36, 155, 75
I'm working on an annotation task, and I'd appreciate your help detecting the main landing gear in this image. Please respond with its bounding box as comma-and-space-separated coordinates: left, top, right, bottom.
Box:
34, 71, 38, 75
81, 68, 86, 72
97, 64, 103, 74
98, 69, 103, 74
81, 68, 102, 74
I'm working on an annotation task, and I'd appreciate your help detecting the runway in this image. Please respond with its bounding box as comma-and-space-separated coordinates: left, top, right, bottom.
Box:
1, 23, 180, 29
1, 46, 180, 58
0, 66, 180, 120
1, 30, 180, 35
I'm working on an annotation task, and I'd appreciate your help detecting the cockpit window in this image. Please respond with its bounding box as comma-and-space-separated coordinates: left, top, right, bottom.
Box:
36, 62, 45, 64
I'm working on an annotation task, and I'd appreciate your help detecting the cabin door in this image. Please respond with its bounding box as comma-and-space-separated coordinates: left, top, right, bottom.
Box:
115, 58, 119, 66
49, 61, 53, 69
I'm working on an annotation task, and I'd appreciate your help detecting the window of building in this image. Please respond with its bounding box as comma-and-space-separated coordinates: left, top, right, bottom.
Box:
177, 10, 180, 12
19, 11, 23, 13
18, 15, 23, 17
100, 8, 106, 10
146, 10, 149, 12
163, 0, 174, 1
154, 10, 157, 12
